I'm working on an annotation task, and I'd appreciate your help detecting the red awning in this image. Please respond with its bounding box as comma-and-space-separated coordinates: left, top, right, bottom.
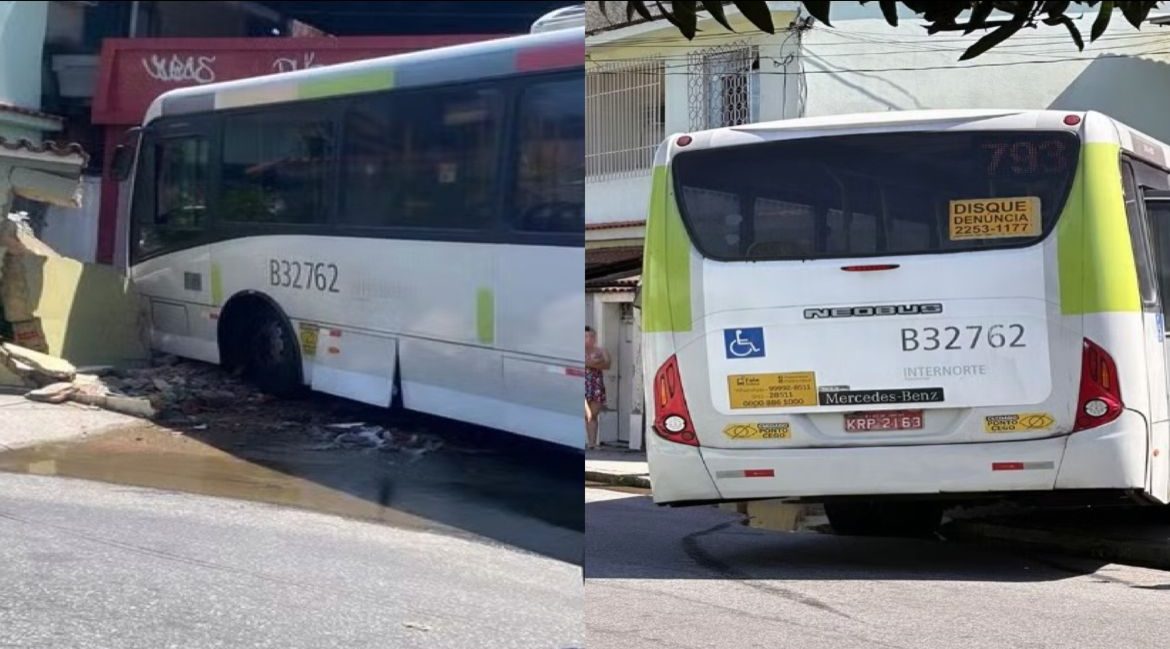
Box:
92, 35, 506, 125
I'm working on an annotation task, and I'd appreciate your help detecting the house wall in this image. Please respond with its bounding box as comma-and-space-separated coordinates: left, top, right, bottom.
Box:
799, 6, 1170, 141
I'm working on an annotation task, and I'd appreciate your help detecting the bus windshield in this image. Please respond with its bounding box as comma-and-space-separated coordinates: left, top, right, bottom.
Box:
671, 130, 1081, 261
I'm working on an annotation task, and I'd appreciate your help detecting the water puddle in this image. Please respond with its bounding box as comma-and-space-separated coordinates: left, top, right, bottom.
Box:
0, 426, 436, 530
0, 422, 583, 564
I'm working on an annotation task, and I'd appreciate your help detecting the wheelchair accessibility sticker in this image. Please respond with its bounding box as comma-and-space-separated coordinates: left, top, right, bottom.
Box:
724, 327, 765, 359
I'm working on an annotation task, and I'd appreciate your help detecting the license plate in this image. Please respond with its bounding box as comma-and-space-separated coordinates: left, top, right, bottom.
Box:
844, 410, 924, 432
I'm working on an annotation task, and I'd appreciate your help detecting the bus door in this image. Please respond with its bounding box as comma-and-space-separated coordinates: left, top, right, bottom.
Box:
130, 116, 217, 358
1132, 162, 1170, 501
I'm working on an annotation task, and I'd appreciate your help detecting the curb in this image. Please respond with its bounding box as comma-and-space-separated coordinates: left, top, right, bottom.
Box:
585, 469, 651, 489
944, 520, 1170, 570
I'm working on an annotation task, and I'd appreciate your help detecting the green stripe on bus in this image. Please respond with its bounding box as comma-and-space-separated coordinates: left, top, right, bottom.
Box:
297, 70, 395, 100
210, 263, 223, 306
476, 287, 494, 344
642, 166, 692, 333
1057, 142, 1141, 314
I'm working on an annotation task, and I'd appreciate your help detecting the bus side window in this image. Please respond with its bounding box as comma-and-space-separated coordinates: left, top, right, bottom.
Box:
1121, 161, 1160, 310
1146, 191, 1170, 326
513, 76, 584, 234
340, 86, 502, 231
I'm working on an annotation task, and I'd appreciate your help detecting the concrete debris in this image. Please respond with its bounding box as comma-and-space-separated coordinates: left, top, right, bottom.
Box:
1, 343, 76, 383
25, 381, 77, 404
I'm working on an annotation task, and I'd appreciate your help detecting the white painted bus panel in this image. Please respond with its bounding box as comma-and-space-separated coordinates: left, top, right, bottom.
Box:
651, 410, 1145, 504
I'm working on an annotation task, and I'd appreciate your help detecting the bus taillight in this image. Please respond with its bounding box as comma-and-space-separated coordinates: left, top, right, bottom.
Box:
1073, 338, 1124, 432
652, 355, 699, 446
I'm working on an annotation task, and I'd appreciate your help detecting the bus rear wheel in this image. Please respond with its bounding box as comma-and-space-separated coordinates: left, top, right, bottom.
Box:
824, 501, 942, 538
243, 311, 303, 398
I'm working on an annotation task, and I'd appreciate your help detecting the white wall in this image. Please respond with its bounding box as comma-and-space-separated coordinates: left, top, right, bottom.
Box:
40, 175, 100, 262
585, 173, 651, 225
0, 1, 47, 111
796, 7, 1170, 141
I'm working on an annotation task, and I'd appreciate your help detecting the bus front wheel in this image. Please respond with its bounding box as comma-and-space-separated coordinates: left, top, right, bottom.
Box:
244, 311, 303, 398
824, 501, 942, 538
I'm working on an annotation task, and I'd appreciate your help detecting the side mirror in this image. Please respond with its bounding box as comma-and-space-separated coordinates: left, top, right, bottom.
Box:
111, 127, 143, 182
111, 145, 133, 181
633, 284, 642, 310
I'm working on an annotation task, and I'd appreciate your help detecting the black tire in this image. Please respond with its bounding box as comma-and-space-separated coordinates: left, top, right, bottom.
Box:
825, 501, 942, 538
243, 310, 303, 398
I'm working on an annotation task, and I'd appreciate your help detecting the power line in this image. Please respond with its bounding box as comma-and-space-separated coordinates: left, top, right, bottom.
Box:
587, 49, 1170, 75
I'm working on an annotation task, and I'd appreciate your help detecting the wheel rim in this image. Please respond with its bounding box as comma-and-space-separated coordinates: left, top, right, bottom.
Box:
253, 321, 285, 370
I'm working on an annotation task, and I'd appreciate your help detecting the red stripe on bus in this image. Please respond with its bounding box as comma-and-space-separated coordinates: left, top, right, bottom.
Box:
992, 462, 1025, 471
744, 469, 775, 478
515, 41, 583, 72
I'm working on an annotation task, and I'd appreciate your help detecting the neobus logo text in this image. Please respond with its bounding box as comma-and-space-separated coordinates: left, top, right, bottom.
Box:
803, 303, 943, 320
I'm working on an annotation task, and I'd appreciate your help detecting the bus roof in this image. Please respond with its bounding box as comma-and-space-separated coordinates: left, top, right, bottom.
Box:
657, 109, 1170, 171
144, 26, 582, 123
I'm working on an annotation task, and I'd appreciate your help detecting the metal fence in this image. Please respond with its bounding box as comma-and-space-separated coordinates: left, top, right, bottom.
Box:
586, 58, 665, 179
687, 42, 759, 131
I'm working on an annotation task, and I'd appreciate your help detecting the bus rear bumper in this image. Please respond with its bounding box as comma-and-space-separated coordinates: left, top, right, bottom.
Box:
648, 410, 1149, 504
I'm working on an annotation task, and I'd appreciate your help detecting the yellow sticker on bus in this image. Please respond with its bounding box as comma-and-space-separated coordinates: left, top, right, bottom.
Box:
984, 412, 1055, 433
298, 323, 319, 357
949, 196, 1041, 240
723, 422, 792, 440
727, 372, 818, 409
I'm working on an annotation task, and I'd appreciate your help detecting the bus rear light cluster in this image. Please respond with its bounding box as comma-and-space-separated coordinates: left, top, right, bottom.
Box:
1073, 338, 1123, 432
652, 355, 699, 446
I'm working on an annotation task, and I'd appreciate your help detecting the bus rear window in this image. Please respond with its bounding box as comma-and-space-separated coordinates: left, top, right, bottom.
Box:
671, 130, 1081, 261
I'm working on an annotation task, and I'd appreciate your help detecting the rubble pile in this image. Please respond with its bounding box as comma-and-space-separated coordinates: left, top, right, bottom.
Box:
1, 339, 444, 461
0, 343, 261, 421
98, 354, 259, 418
0, 342, 159, 418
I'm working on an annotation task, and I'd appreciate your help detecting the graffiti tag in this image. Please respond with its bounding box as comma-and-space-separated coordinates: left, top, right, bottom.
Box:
142, 54, 217, 84
272, 52, 320, 73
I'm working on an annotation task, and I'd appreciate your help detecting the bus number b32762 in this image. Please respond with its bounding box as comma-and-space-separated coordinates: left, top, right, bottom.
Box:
269, 259, 340, 293
901, 324, 1025, 352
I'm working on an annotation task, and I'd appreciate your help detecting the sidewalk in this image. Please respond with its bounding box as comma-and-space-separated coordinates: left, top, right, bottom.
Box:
585, 446, 650, 488
0, 393, 136, 451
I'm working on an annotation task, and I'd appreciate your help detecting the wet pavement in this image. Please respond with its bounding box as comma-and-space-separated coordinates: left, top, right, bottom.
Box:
0, 373, 583, 565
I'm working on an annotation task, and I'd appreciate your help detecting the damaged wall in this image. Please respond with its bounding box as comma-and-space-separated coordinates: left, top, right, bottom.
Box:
0, 142, 148, 386
0, 215, 147, 377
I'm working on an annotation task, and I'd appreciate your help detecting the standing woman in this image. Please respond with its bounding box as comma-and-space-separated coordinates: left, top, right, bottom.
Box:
585, 326, 610, 450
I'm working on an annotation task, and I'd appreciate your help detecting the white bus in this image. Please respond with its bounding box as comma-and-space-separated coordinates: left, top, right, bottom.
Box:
114, 21, 585, 449
641, 109, 1170, 533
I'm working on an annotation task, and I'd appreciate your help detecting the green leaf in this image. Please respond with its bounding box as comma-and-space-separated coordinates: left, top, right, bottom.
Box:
737, 1, 777, 33
801, 1, 833, 26
1044, 14, 1085, 50
1091, 0, 1114, 40
878, 0, 899, 25
623, 1, 655, 22
700, 0, 735, 32
965, 1, 996, 34
960, 21, 1024, 60
660, 0, 698, 39
1119, 0, 1154, 28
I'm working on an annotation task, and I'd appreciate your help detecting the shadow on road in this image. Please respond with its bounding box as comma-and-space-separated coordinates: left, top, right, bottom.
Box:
0, 385, 584, 566
585, 491, 1129, 584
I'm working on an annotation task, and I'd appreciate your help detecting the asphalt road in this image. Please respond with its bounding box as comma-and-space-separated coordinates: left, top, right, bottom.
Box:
0, 473, 582, 649
585, 487, 1170, 649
